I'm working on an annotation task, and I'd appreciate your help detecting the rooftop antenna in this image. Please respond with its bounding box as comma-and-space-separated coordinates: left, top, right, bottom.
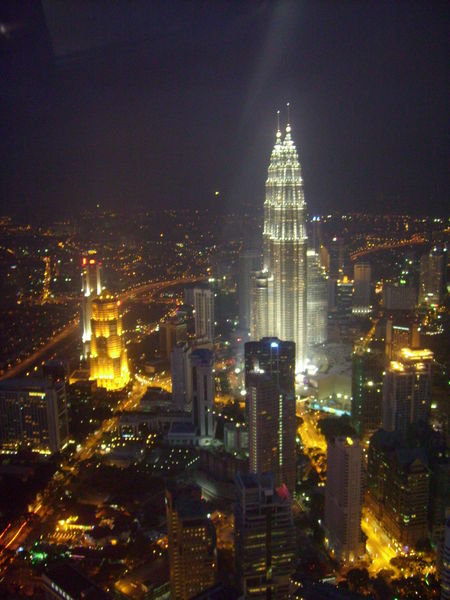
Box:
276, 110, 281, 140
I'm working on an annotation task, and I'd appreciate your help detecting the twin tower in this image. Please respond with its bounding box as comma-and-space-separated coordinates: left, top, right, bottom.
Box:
256, 111, 308, 369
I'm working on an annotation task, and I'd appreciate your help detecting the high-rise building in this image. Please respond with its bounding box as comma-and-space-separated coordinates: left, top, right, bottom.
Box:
327, 237, 346, 279
419, 248, 445, 305
262, 115, 308, 369
245, 337, 296, 492
383, 283, 417, 311
190, 348, 214, 438
160, 318, 187, 360
171, 342, 192, 410
89, 292, 130, 391
166, 482, 217, 600
324, 436, 364, 562
245, 337, 295, 396
234, 472, 295, 600
81, 250, 102, 358
385, 318, 420, 361
250, 271, 273, 341
306, 250, 328, 346
382, 348, 433, 436
351, 344, 383, 439
352, 261, 371, 315
239, 249, 262, 331
367, 429, 430, 547
193, 287, 214, 342
0, 379, 69, 454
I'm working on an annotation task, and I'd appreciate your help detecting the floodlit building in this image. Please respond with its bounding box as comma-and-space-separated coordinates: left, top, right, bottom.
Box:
0, 378, 69, 454
306, 249, 328, 346
190, 348, 214, 439
166, 482, 217, 600
89, 292, 130, 391
81, 250, 103, 358
160, 318, 187, 360
193, 287, 215, 342
262, 113, 308, 369
383, 347, 433, 436
324, 436, 364, 562
235, 472, 295, 599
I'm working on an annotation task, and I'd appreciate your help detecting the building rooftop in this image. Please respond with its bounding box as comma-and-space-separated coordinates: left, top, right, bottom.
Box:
42, 563, 112, 599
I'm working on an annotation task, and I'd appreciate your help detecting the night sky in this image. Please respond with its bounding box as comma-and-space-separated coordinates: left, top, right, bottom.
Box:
1, 1, 448, 220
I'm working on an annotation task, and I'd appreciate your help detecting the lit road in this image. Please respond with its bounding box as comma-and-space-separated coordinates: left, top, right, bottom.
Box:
361, 507, 399, 576
350, 234, 426, 260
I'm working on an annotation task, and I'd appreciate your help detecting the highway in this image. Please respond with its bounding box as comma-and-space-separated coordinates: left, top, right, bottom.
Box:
0, 275, 204, 383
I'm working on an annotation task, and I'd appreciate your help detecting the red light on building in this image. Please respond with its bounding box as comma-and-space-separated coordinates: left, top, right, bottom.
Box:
82, 257, 87, 266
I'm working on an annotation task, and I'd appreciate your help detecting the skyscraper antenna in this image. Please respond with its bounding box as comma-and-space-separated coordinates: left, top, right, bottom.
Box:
286, 102, 291, 133
276, 110, 281, 139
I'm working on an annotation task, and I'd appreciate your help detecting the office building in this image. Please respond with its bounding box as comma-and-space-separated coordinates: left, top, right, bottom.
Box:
327, 237, 346, 279
89, 292, 130, 391
190, 348, 214, 438
193, 287, 215, 342
160, 318, 187, 360
171, 342, 192, 410
0, 378, 69, 454
262, 114, 308, 369
383, 347, 433, 436
367, 429, 430, 547
306, 250, 328, 346
235, 472, 295, 599
239, 249, 261, 331
385, 318, 421, 361
352, 261, 371, 315
324, 436, 364, 562
81, 250, 103, 358
250, 270, 273, 341
42, 563, 112, 599
245, 337, 296, 492
351, 344, 383, 439
383, 282, 417, 311
166, 482, 217, 600
419, 248, 445, 305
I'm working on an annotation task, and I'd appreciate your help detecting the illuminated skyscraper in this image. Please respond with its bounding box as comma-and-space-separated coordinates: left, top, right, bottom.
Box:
235, 472, 295, 599
262, 110, 308, 369
166, 482, 217, 600
353, 261, 371, 315
250, 270, 273, 341
89, 292, 129, 391
383, 347, 433, 436
324, 436, 364, 562
419, 248, 445, 305
239, 249, 261, 331
193, 286, 214, 342
81, 250, 103, 358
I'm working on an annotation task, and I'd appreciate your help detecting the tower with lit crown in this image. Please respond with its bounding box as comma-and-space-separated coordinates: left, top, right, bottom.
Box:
262, 107, 308, 369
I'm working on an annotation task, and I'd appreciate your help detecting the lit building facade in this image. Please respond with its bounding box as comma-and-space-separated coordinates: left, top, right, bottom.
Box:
235, 472, 295, 600
190, 348, 214, 438
262, 117, 307, 369
367, 429, 430, 548
419, 248, 445, 305
382, 347, 433, 436
351, 344, 383, 440
245, 337, 296, 492
193, 287, 214, 342
306, 249, 328, 346
352, 261, 371, 315
0, 379, 69, 454
81, 250, 103, 358
166, 482, 217, 600
324, 436, 364, 562
250, 271, 274, 341
89, 292, 129, 391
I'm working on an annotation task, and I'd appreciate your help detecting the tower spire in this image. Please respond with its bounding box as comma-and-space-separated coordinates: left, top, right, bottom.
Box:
276, 110, 281, 141
286, 102, 291, 134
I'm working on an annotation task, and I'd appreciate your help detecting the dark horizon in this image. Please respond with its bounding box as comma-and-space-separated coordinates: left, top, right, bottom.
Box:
1, 0, 448, 220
